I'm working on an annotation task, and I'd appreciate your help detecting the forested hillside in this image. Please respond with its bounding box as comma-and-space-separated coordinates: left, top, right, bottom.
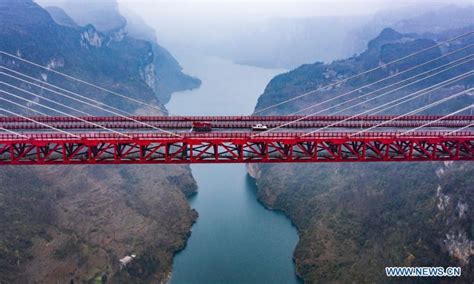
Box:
0, 0, 199, 282
251, 27, 474, 283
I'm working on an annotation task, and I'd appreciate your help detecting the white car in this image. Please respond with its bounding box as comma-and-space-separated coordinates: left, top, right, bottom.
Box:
252, 124, 268, 131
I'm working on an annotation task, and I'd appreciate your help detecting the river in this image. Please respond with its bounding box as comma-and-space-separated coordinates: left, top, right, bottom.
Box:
165, 54, 301, 284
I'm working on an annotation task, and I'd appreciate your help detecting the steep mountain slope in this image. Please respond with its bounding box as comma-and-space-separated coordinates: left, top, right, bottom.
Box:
121, 10, 202, 104
41, 0, 126, 32
40, 0, 201, 103
349, 5, 474, 58
251, 28, 474, 282
0, 1, 197, 282
44, 6, 78, 28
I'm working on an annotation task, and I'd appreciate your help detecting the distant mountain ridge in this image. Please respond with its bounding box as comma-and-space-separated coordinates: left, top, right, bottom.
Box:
40, 0, 201, 103
251, 26, 474, 283
157, 4, 473, 70
44, 6, 78, 28
41, 0, 127, 32
350, 4, 474, 56
256, 27, 473, 115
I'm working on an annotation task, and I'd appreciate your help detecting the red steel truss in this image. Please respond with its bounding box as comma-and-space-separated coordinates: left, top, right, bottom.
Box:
1, 131, 473, 165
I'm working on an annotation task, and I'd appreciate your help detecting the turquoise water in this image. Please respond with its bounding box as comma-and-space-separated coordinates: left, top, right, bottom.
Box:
166, 55, 301, 284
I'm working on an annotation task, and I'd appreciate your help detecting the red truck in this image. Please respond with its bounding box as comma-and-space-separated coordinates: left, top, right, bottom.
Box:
192, 121, 212, 132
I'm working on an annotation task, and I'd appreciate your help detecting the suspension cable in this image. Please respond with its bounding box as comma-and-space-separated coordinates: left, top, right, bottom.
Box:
1, 67, 130, 116
446, 122, 474, 135
253, 30, 474, 115
0, 96, 50, 117
253, 59, 473, 136
0, 90, 131, 137
0, 107, 79, 138
0, 113, 30, 138
292, 55, 473, 118
369, 84, 472, 115
0, 126, 30, 138
0, 51, 172, 115
350, 88, 474, 136
329, 58, 472, 115
0, 72, 182, 137
400, 104, 474, 136
289, 45, 474, 115
1, 81, 92, 117
300, 71, 473, 137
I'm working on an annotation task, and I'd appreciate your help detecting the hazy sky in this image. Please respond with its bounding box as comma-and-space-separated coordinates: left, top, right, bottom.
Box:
36, 0, 473, 61
114, 0, 471, 50
117, 0, 472, 18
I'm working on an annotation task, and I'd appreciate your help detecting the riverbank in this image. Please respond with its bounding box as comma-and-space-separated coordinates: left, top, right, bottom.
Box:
165, 54, 301, 283
245, 171, 304, 282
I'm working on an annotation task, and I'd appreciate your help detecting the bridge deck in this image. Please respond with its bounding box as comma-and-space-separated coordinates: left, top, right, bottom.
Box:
1, 130, 473, 165
1, 115, 473, 130
1, 115, 472, 122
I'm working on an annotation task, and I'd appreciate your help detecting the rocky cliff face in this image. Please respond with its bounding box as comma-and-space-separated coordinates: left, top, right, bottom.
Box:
251, 28, 473, 282
42, 0, 127, 33
43, 0, 201, 104
0, 1, 198, 282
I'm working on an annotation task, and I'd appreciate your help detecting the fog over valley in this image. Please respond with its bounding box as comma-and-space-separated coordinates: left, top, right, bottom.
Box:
115, 0, 473, 68
1, 0, 473, 282
38, 0, 474, 68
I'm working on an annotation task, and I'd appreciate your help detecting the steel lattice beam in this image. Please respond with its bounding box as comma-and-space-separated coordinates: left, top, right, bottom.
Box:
0, 131, 472, 165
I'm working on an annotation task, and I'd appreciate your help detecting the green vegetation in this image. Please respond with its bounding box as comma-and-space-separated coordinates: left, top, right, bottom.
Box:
0, 168, 54, 282
0, 1, 198, 282
53, 238, 82, 260
253, 27, 474, 282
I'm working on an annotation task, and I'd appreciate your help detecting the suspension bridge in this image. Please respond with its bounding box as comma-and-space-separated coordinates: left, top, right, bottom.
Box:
0, 31, 473, 165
